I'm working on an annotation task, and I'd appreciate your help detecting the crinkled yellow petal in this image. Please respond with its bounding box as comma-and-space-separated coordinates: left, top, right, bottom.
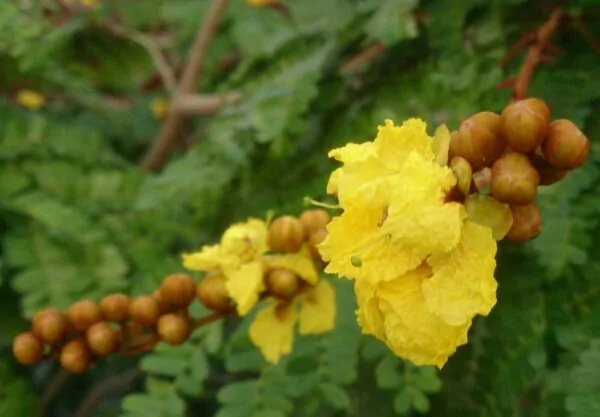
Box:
334, 158, 393, 206
249, 302, 296, 364
263, 253, 318, 285
328, 142, 377, 163
373, 119, 435, 171
182, 245, 237, 271
298, 280, 336, 335
221, 218, 269, 263
376, 268, 471, 368
327, 168, 343, 195
354, 279, 386, 341
421, 220, 498, 326
224, 261, 265, 316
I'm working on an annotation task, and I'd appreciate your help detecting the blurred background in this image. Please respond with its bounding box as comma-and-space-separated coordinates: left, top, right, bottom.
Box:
0, 0, 599, 416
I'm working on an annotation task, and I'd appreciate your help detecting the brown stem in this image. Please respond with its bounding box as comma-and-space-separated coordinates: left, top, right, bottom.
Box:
191, 311, 227, 331
510, 9, 564, 101
569, 15, 600, 58
140, 0, 229, 173
38, 369, 69, 417
172, 92, 242, 116
73, 369, 141, 417
339, 42, 385, 74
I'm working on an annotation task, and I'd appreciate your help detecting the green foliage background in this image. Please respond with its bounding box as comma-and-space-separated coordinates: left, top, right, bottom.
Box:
1, 0, 599, 416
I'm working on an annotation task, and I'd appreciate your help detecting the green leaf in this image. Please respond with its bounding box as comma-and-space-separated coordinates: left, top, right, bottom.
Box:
566, 339, 600, 417
120, 377, 186, 417
320, 382, 350, 410
0, 359, 36, 417
364, 0, 419, 46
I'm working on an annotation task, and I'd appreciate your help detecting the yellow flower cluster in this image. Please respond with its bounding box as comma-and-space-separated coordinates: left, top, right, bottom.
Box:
318, 119, 498, 368
16, 90, 45, 111
183, 218, 335, 363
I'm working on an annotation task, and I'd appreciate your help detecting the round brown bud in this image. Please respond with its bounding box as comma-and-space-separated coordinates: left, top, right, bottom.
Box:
99, 293, 130, 322
450, 112, 505, 170
67, 300, 103, 331
265, 269, 300, 301
491, 153, 540, 205
60, 339, 91, 374
33, 308, 68, 345
86, 322, 120, 356
159, 274, 196, 307
542, 119, 590, 170
299, 209, 331, 237
13, 332, 43, 365
506, 204, 542, 243
129, 296, 160, 326
152, 289, 174, 314
307, 228, 328, 261
501, 98, 550, 153
157, 314, 190, 346
268, 216, 306, 253
196, 274, 232, 313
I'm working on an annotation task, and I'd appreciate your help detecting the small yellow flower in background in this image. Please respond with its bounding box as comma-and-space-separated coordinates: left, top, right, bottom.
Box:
183, 219, 269, 315
63, 0, 99, 9
16, 90, 45, 111
247, 0, 277, 7
318, 118, 498, 368
151, 98, 170, 120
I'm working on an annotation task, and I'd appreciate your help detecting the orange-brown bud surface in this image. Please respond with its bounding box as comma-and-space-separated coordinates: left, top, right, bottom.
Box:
491, 153, 540, 205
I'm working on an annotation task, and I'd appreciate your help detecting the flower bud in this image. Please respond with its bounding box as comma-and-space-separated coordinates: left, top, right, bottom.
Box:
450, 157, 472, 196
33, 308, 68, 345
465, 194, 513, 240
265, 269, 300, 301
196, 274, 232, 313
472, 168, 492, 192
268, 216, 306, 253
159, 274, 196, 307
99, 293, 130, 322
450, 112, 505, 170
157, 314, 190, 346
129, 296, 161, 326
60, 339, 91, 374
501, 98, 550, 153
506, 204, 542, 243
530, 151, 568, 186
86, 322, 120, 356
542, 119, 589, 170
299, 209, 331, 237
491, 153, 540, 205
68, 300, 103, 331
13, 332, 43, 365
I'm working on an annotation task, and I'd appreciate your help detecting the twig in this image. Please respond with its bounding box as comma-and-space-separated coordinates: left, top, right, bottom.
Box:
37, 369, 69, 417
339, 42, 385, 74
569, 15, 600, 58
73, 369, 142, 417
105, 23, 178, 93
191, 311, 227, 331
172, 92, 242, 116
506, 9, 564, 101
140, 0, 229, 173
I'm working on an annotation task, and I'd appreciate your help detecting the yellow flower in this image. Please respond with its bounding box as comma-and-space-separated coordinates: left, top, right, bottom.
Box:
318, 119, 465, 284
16, 90, 45, 111
247, 0, 277, 7
318, 118, 499, 368
151, 98, 170, 120
249, 279, 335, 364
183, 219, 269, 315
355, 220, 496, 368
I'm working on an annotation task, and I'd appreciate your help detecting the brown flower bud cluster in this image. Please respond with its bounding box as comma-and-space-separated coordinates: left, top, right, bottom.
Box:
449, 97, 590, 244
269, 209, 330, 263
13, 274, 220, 373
